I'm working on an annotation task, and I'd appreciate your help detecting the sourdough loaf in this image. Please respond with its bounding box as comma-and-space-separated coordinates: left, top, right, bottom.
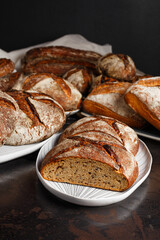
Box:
97, 53, 136, 82
82, 81, 146, 128
5, 90, 66, 145
125, 76, 160, 130
0, 90, 19, 145
12, 73, 82, 111
40, 116, 139, 191
0, 58, 15, 78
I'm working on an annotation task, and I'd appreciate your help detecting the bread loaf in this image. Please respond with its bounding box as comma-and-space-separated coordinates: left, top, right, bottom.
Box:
125, 76, 160, 130
97, 53, 136, 82
63, 67, 92, 95
40, 116, 139, 191
12, 73, 82, 111
0, 90, 19, 146
0, 58, 15, 78
82, 81, 146, 128
21, 46, 101, 76
5, 90, 66, 145
0, 72, 21, 91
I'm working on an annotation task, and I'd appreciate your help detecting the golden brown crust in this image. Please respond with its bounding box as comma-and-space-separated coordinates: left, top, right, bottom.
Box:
63, 67, 92, 94
22, 45, 101, 65
97, 53, 136, 81
22, 59, 97, 76
124, 76, 160, 130
14, 73, 82, 111
0, 72, 21, 91
21, 46, 101, 76
0, 58, 15, 78
82, 82, 146, 128
90, 74, 118, 91
0, 91, 19, 145
58, 115, 139, 156
5, 90, 66, 145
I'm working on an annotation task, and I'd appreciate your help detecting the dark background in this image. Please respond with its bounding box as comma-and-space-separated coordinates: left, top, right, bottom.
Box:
1, 0, 160, 75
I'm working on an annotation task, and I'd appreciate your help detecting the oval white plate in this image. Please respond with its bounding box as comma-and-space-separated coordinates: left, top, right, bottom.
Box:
36, 134, 152, 206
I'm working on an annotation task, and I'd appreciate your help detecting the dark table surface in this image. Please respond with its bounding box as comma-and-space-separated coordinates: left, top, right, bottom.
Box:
0, 117, 160, 240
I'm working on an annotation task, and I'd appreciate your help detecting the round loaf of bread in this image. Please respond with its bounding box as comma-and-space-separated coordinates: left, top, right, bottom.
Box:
0, 58, 15, 78
13, 73, 82, 111
0, 90, 19, 146
97, 53, 136, 81
5, 90, 66, 145
40, 116, 139, 191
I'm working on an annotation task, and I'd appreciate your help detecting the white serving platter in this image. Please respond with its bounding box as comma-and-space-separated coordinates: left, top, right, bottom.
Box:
36, 133, 152, 207
0, 134, 57, 164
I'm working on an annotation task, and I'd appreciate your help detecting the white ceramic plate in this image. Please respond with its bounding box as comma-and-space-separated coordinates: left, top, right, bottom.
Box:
36, 134, 152, 206
80, 112, 160, 141
0, 134, 58, 164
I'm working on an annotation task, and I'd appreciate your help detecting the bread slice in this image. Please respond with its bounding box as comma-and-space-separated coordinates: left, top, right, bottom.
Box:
40, 136, 138, 191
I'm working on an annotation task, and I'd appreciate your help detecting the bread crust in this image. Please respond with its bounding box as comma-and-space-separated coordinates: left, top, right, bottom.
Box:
5, 90, 66, 145
40, 128, 138, 191
0, 58, 15, 78
125, 76, 160, 130
97, 53, 136, 81
58, 116, 139, 156
21, 46, 101, 76
0, 90, 19, 145
13, 73, 82, 111
22, 45, 101, 65
82, 82, 146, 128
63, 67, 92, 94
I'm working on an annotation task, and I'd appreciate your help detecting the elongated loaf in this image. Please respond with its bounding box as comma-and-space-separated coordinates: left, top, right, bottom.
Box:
21, 46, 101, 76
0, 90, 19, 146
125, 76, 160, 130
40, 116, 139, 191
5, 90, 66, 145
82, 81, 146, 128
12, 73, 82, 111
